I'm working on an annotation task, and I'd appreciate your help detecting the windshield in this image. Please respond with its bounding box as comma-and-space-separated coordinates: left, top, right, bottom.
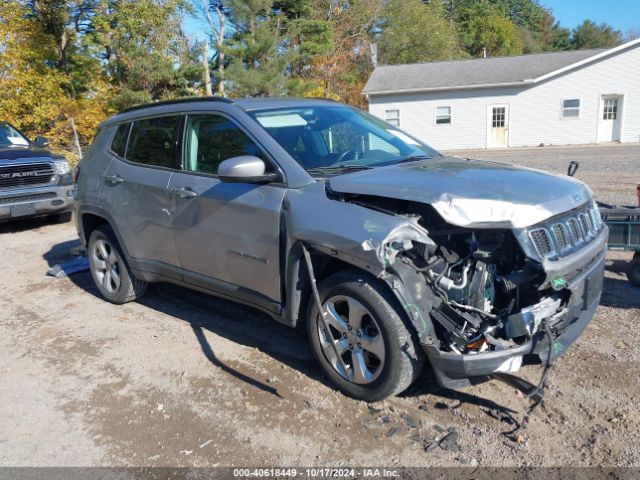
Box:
250, 105, 440, 175
0, 122, 29, 147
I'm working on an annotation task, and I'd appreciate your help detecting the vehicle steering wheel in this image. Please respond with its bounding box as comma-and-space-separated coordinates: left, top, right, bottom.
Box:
334, 148, 360, 165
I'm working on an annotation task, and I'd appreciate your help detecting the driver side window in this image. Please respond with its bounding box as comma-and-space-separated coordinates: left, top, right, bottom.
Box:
184, 114, 265, 175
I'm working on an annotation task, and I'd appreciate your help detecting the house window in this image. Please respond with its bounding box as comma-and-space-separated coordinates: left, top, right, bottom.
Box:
491, 107, 505, 128
603, 98, 618, 120
385, 109, 400, 126
562, 99, 580, 118
435, 106, 452, 124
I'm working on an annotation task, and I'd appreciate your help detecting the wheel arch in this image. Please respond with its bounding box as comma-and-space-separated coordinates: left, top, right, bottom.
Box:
283, 240, 437, 348
77, 206, 133, 263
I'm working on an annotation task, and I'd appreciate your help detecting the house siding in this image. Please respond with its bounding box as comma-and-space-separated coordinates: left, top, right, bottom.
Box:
368, 44, 640, 150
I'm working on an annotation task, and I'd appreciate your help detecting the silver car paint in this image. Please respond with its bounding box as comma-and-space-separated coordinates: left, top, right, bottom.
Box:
217, 155, 266, 178
168, 170, 286, 302
100, 152, 180, 278
328, 157, 593, 229
284, 181, 433, 275
78, 98, 599, 320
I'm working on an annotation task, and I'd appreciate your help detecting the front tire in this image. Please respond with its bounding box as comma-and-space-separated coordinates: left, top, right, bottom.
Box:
88, 225, 147, 304
307, 269, 423, 402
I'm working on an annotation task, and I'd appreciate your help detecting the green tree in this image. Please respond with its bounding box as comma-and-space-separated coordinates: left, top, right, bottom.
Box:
378, 0, 463, 64
571, 20, 622, 49
224, 0, 291, 96
551, 21, 572, 50
457, 2, 524, 56
89, 0, 203, 109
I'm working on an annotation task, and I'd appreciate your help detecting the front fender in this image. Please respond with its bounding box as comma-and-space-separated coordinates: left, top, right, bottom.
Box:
282, 182, 437, 338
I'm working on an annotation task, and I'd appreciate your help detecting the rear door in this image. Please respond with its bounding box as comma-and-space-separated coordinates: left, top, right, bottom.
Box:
168, 112, 286, 306
100, 115, 182, 279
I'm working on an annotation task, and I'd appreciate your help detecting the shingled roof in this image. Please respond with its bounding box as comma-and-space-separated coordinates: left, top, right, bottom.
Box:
362, 46, 627, 95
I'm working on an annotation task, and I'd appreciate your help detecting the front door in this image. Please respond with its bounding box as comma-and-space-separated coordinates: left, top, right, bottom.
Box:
169, 112, 286, 306
488, 105, 509, 148
597, 95, 623, 143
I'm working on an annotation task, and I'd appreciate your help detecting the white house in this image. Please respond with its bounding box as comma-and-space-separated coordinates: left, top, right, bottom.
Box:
363, 38, 640, 150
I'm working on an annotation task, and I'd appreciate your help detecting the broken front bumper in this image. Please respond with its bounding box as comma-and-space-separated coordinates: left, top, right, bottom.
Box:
424, 227, 607, 388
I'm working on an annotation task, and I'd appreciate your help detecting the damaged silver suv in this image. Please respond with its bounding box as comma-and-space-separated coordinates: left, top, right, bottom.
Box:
75, 98, 607, 401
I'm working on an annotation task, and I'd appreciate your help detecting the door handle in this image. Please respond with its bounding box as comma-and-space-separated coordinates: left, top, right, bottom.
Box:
172, 187, 198, 198
104, 174, 124, 186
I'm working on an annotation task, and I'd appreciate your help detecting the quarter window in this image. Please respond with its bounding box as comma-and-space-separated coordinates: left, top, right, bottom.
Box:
110, 123, 130, 158
435, 106, 452, 124
603, 98, 618, 120
184, 114, 264, 175
384, 109, 400, 127
126, 116, 182, 168
562, 99, 580, 118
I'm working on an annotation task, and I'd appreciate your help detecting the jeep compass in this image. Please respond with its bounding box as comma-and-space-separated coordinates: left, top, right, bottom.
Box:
74, 97, 607, 401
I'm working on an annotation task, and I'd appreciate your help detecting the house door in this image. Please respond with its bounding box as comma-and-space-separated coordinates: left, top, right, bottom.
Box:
597, 95, 622, 142
488, 105, 509, 148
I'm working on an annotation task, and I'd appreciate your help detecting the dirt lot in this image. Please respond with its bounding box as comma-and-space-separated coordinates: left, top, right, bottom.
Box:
0, 144, 639, 468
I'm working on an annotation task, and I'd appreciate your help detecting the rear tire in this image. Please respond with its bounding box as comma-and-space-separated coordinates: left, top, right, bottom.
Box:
307, 269, 423, 402
627, 256, 640, 287
88, 225, 147, 304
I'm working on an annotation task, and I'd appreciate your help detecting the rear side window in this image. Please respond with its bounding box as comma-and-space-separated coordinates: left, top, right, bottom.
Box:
110, 124, 130, 158
184, 114, 264, 175
126, 116, 182, 169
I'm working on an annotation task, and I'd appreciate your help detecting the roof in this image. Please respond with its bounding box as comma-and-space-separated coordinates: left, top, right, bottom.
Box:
104, 96, 339, 128
233, 97, 338, 111
363, 38, 640, 95
118, 96, 232, 114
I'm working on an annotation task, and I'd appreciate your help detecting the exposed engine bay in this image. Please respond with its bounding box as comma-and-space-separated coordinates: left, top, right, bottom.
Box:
405, 227, 563, 356
331, 191, 574, 360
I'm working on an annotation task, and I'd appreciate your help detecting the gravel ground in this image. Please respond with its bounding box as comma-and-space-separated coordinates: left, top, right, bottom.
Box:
0, 145, 639, 468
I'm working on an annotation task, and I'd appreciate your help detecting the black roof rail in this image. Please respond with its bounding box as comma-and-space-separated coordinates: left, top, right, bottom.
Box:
118, 96, 234, 115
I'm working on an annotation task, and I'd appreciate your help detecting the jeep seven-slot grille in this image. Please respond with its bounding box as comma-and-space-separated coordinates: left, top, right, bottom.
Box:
528, 203, 603, 259
0, 163, 56, 189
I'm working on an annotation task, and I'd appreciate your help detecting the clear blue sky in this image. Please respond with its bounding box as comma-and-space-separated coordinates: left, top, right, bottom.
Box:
543, 0, 640, 33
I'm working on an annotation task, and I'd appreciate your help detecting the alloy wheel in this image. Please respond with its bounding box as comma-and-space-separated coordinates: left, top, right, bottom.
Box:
317, 295, 386, 384
91, 239, 121, 294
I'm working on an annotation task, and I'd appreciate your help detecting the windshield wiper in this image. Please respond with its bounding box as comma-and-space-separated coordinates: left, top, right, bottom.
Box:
306, 165, 374, 176
394, 154, 432, 164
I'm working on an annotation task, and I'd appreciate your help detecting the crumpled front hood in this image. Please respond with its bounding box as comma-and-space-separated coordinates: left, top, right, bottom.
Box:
329, 157, 592, 229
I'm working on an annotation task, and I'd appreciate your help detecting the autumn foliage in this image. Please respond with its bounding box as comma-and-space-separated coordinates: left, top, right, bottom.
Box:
0, 0, 623, 164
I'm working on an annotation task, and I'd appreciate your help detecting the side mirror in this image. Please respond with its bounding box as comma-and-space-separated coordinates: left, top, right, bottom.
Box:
33, 136, 49, 147
218, 156, 278, 184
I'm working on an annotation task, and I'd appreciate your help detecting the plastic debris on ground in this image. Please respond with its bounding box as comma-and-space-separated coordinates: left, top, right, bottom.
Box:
46, 255, 89, 278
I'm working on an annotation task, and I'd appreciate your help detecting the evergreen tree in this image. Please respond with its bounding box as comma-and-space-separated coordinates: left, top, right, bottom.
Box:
378, 0, 463, 65
571, 20, 622, 49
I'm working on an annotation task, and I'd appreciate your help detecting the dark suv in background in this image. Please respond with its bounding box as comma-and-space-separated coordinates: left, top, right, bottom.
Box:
74, 97, 607, 401
0, 122, 74, 223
